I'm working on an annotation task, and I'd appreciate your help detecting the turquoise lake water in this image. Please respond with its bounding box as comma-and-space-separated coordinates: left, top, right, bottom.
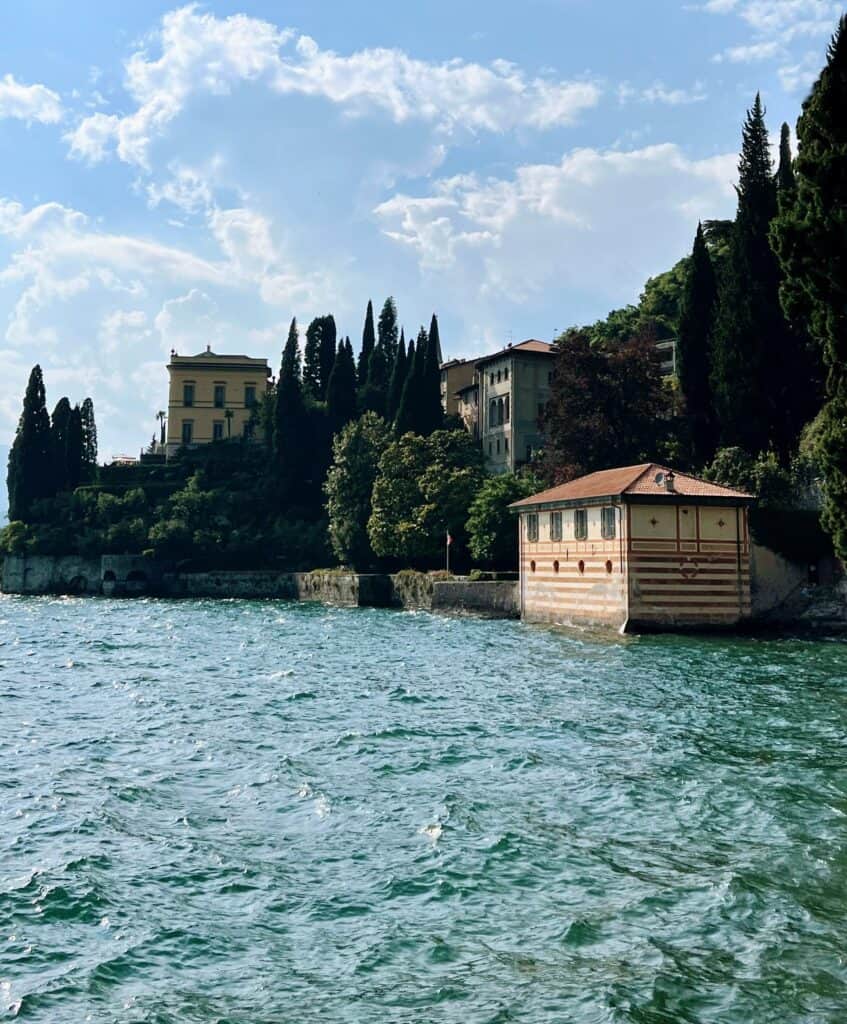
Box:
2, 595, 847, 1022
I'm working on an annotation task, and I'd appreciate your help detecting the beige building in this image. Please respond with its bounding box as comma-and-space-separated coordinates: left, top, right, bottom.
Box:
477, 340, 554, 473
166, 347, 271, 456
511, 463, 753, 632
440, 358, 476, 419
455, 381, 479, 438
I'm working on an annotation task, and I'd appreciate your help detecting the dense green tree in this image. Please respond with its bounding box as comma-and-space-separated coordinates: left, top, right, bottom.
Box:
303, 317, 323, 401
357, 300, 376, 387
318, 315, 337, 400
368, 429, 484, 566
541, 327, 665, 483
326, 337, 358, 434
395, 328, 428, 435
50, 398, 73, 493
80, 397, 97, 478
274, 319, 307, 496
386, 329, 407, 423
377, 297, 399, 370
67, 405, 84, 491
466, 473, 542, 569
420, 314, 444, 435
677, 223, 719, 466
771, 17, 847, 556
7, 365, 53, 521
324, 412, 392, 568
776, 121, 796, 195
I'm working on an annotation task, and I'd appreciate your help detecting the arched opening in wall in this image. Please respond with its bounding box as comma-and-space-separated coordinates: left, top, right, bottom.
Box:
126, 570, 148, 593
578, 560, 585, 575
102, 570, 117, 583
530, 560, 536, 573
605, 560, 613, 574
553, 560, 559, 574
68, 575, 87, 594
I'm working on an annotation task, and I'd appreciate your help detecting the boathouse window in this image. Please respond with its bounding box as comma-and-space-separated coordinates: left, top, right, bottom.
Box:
527, 513, 539, 542
214, 384, 226, 408
601, 506, 616, 540
213, 421, 224, 442
183, 382, 194, 407
574, 508, 588, 540
181, 420, 193, 445
550, 511, 562, 541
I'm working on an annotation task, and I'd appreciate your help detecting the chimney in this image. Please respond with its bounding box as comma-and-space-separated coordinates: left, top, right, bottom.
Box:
665, 470, 676, 493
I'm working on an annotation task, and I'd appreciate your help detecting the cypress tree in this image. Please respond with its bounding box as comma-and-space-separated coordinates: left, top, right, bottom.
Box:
274, 318, 306, 495
357, 300, 376, 386
776, 122, 796, 195
7, 365, 52, 521
678, 223, 719, 466
386, 328, 407, 423
377, 297, 399, 372
772, 16, 847, 557
394, 335, 420, 435
318, 315, 337, 400
50, 397, 73, 493
303, 317, 323, 401
67, 404, 84, 491
421, 314, 444, 435
80, 397, 97, 479
326, 337, 358, 434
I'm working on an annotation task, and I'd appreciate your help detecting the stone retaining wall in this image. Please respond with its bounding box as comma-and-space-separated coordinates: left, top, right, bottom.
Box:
432, 580, 519, 618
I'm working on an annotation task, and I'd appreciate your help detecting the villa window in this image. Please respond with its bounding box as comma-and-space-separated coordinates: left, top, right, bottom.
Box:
213, 421, 224, 442
214, 384, 226, 408
505, 438, 509, 453
527, 513, 538, 542
497, 397, 504, 425
505, 395, 510, 422
244, 385, 256, 408
496, 439, 500, 454
181, 420, 193, 445
183, 383, 194, 407
504, 367, 509, 381
550, 511, 562, 541
497, 369, 501, 382
489, 399, 497, 427
574, 508, 588, 541
601, 506, 617, 540
490, 373, 494, 385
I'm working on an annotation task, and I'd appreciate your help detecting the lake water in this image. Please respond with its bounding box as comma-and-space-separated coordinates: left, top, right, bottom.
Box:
2, 596, 847, 1023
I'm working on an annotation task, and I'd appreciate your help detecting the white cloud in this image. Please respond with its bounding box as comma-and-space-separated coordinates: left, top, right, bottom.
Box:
65, 5, 601, 167
619, 80, 708, 104
98, 308, 150, 352
712, 40, 784, 62
375, 142, 738, 305
154, 289, 224, 353
778, 50, 825, 90
0, 73, 63, 124
145, 161, 216, 213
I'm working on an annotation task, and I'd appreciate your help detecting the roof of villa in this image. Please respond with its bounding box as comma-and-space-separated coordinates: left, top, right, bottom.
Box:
475, 339, 553, 368
510, 463, 754, 509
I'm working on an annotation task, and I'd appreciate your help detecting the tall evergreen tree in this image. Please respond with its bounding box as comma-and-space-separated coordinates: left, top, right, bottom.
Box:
274, 319, 306, 496
377, 297, 399, 371
386, 329, 408, 423
326, 337, 358, 434
357, 300, 376, 386
677, 223, 719, 466
776, 121, 796, 195
710, 94, 814, 460
421, 314, 444, 435
50, 397, 73, 493
66, 404, 84, 491
7, 365, 52, 521
772, 17, 847, 556
318, 315, 337, 400
395, 328, 428, 435
80, 397, 97, 478
303, 317, 323, 401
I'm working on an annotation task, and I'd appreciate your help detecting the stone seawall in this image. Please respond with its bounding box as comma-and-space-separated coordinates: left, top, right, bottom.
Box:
1, 554, 101, 595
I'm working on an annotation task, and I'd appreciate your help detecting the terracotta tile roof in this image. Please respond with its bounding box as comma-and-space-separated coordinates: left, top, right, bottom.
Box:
475, 339, 553, 368
510, 463, 753, 508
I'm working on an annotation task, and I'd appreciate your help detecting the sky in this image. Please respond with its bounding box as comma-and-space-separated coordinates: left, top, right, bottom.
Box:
0, 0, 841, 460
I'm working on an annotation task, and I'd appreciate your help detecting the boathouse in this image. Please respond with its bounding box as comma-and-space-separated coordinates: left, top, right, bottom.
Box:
510, 464, 754, 631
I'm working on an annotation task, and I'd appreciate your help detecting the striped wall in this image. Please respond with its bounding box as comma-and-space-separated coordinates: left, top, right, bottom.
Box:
518, 501, 751, 631
519, 505, 628, 628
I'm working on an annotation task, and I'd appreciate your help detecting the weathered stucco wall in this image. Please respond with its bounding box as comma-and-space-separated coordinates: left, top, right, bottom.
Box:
431, 580, 519, 618
749, 542, 808, 616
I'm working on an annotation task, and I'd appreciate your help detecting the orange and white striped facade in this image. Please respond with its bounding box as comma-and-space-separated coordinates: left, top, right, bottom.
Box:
511, 464, 753, 632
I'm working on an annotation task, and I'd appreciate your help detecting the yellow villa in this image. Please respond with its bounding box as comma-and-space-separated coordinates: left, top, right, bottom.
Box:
165, 347, 271, 456
510, 463, 754, 632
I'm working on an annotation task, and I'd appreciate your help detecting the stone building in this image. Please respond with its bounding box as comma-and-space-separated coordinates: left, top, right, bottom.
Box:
166, 347, 271, 456
476, 339, 554, 473
510, 463, 753, 631
440, 358, 476, 419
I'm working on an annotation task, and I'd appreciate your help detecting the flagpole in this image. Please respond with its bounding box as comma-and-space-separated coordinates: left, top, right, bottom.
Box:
446, 530, 450, 574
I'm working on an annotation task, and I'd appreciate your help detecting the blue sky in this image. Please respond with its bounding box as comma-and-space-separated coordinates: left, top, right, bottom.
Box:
0, 0, 841, 458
